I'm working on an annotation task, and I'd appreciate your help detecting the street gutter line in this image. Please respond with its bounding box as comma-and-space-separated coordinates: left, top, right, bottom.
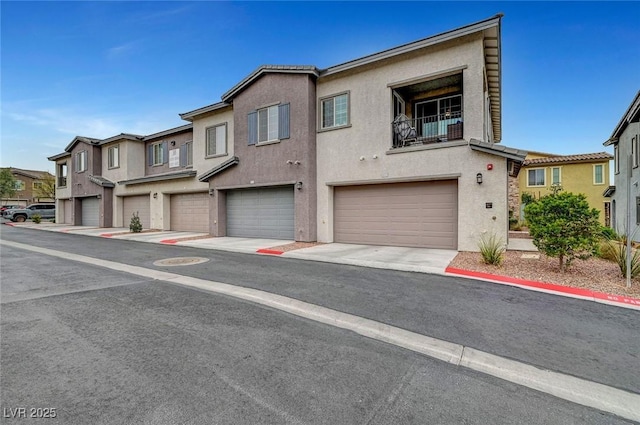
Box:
2, 238, 639, 423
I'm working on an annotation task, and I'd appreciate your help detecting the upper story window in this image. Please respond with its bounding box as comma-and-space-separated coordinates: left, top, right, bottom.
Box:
320, 92, 349, 130
527, 168, 545, 187
75, 150, 87, 173
614, 145, 619, 174
108, 145, 120, 169
248, 103, 290, 145
594, 164, 604, 185
13, 180, 25, 191
57, 163, 67, 187
33, 181, 43, 190
148, 142, 168, 166
181, 141, 193, 167
551, 167, 561, 185
206, 124, 227, 157
633, 135, 639, 169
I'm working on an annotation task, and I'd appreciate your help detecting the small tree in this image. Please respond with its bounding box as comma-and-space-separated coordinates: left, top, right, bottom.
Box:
0, 168, 17, 200
525, 191, 600, 271
34, 173, 56, 200
129, 211, 142, 233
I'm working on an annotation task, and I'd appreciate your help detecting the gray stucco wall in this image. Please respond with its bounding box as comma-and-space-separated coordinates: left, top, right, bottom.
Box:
611, 121, 640, 241
209, 73, 317, 241
145, 129, 194, 176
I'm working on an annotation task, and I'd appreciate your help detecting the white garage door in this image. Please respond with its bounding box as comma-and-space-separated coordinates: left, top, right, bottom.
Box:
123, 195, 150, 230
334, 180, 458, 249
227, 186, 294, 239
170, 193, 209, 233
81, 197, 99, 227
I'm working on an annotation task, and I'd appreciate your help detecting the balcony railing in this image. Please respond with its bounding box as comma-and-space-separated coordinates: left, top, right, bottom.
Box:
392, 111, 463, 148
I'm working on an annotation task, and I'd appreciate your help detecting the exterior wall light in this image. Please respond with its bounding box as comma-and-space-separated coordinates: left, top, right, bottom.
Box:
296, 181, 303, 190
476, 173, 483, 184
153, 193, 158, 199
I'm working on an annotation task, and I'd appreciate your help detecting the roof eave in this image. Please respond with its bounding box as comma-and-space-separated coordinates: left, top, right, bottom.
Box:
179, 102, 232, 121
607, 90, 640, 141
221, 66, 319, 102
142, 124, 193, 141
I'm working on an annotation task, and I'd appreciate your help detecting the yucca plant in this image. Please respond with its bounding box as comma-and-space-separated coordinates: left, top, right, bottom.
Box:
605, 240, 640, 279
478, 233, 505, 266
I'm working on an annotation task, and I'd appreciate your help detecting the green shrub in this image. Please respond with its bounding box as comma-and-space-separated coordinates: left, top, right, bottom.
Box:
478, 233, 505, 266
32, 213, 42, 224
600, 226, 619, 241
129, 211, 142, 233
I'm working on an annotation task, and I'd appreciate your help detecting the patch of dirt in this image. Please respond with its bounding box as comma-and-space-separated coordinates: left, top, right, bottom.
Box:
449, 251, 640, 298
268, 242, 325, 252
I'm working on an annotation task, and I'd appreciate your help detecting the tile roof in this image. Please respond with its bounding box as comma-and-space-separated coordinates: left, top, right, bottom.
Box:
523, 152, 613, 166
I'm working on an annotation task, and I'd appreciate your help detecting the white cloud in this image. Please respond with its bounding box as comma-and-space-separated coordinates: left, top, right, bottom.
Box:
106, 41, 139, 59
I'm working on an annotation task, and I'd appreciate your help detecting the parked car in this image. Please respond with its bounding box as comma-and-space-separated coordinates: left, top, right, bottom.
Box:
1, 204, 22, 212
3, 203, 55, 222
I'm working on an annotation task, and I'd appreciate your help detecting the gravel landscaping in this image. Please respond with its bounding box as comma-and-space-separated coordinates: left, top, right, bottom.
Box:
449, 250, 640, 298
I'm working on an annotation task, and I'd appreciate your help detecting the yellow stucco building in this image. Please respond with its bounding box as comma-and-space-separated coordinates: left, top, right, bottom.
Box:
512, 151, 613, 225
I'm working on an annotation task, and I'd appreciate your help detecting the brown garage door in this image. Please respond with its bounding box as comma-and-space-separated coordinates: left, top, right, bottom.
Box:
334, 180, 458, 249
123, 195, 150, 229
170, 193, 209, 233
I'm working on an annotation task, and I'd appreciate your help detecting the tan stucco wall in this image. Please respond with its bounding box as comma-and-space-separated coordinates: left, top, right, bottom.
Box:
316, 34, 503, 251
102, 140, 145, 184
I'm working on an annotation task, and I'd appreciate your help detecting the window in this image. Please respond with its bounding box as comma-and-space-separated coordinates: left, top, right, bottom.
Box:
614, 145, 619, 174
551, 167, 561, 185
57, 163, 67, 187
75, 150, 87, 172
594, 164, 604, 185
248, 103, 290, 145
148, 142, 167, 166
108, 145, 120, 169
206, 124, 227, 157
321, 92, 349, 129
527, 168, 545, 187
633, 136, 639, 169
13, 180, 25, 191
179, 142, 193, 167
33, 181, 43, 190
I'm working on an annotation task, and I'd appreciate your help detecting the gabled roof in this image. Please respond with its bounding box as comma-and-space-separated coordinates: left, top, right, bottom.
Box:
64, 136, 101, 152
523, 152, 613, 166
179, 101, 231, 121
5, 167, 53, 180
221, 65, 319, 103
604, 90, 640, 146
198, 156, 239, 182
47, 152, 72, 161
143, 123, 193, 141
99, 133, 144, 145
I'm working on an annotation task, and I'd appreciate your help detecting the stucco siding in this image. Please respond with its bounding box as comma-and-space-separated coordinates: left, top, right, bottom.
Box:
611, 121, 640, 240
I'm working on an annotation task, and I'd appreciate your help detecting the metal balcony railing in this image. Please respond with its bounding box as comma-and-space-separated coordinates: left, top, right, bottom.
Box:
392, 111, 463, 148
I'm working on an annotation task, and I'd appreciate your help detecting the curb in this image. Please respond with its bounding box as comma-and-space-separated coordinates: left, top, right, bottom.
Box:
256, 248, 284, 255
445, 267, 640, 311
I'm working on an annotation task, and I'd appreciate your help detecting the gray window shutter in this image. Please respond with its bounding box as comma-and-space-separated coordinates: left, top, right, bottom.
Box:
162, 141, 168, 163
279, 103, 290, 139
248, 111, 257, 145
148, 145, 153, 166
180, 144, 187, 167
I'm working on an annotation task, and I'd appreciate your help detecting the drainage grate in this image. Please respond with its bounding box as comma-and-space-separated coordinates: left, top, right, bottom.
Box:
153, 257, 210, 267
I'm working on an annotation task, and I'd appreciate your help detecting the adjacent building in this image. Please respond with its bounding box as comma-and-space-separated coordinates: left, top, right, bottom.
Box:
1, 167, 55, 207
604, 90, 640, 241
49, 14, 527, 251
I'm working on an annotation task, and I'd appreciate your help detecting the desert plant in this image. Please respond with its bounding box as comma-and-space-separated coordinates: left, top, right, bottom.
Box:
525, 191, 600, 272
478, 233, 505, 266
603, 240, 640, 279
600, 226, 619, 241
32, 213, 42, 224
129, 211, 142, 233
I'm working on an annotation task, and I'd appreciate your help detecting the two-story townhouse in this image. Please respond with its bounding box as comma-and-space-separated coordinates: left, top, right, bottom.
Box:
314, 14, 524, 251
604, 90, 640, 241
513, 151, 613, 225
180, 66, 318, 241
1, 167, 55, 206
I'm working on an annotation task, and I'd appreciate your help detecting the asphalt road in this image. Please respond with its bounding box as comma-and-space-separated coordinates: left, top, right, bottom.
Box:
0, 225, 638, 424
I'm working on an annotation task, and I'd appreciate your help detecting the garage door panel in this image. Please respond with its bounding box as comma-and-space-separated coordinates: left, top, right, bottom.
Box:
170, 193, 209, 233
334, 181, 457, 249
227, 187, 294, 239
81, 198, 99, 226
123, 195, 150, 230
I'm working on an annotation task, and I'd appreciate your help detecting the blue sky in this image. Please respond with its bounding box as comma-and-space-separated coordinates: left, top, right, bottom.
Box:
1, 1, 639, 173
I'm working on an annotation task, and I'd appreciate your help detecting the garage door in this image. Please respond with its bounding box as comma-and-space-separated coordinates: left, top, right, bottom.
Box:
227, 186, 294, 239
81, 197, 99, 227
334, 180, 458, 249
63, 200, 72, 224
170, 193, 209, 233
123, 195, 150, 229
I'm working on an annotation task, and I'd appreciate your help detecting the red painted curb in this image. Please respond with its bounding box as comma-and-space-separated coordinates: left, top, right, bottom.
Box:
445, 267, 640, 308
4, 223, 16, 227
100, 233, 113, 238
256, 248, 284, 255
160, 239, 178, 244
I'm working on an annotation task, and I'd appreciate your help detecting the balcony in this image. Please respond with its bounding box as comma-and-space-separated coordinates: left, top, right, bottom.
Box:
392, 111, 463, 148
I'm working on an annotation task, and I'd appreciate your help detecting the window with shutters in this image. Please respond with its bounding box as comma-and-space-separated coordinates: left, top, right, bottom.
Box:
320, 92, 349, 130
108, 145, 120, 169
248, 103, 290, 145
149, 142, 167, 166
206, 124, 227, 157
76, 150, 87, 173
